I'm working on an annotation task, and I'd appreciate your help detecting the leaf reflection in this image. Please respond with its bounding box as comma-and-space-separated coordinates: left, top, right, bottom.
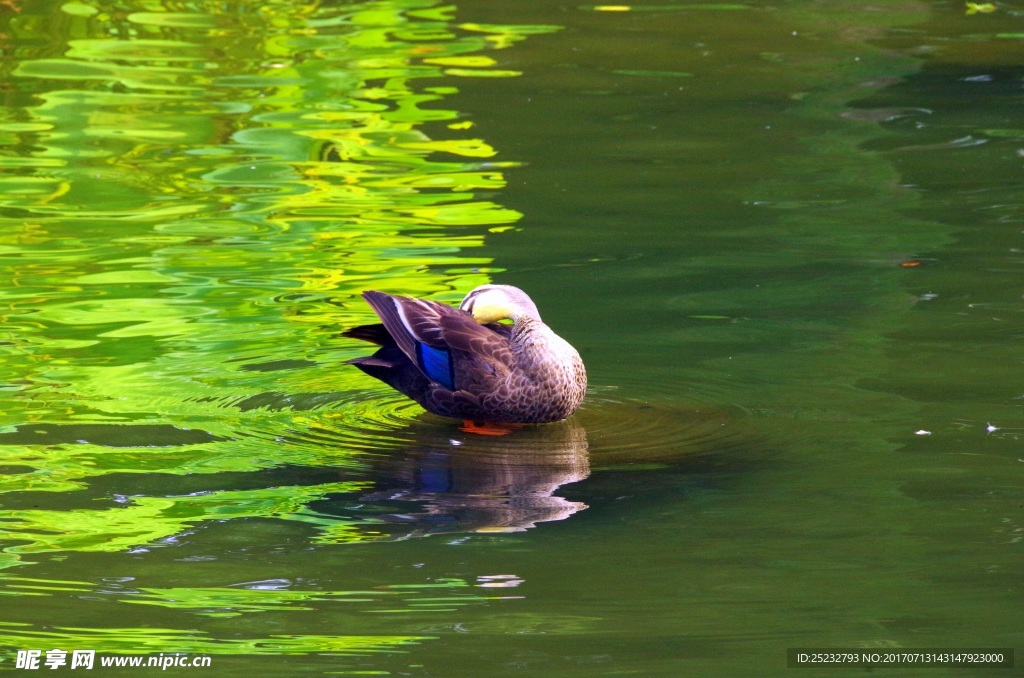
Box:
0, 0, 561, 567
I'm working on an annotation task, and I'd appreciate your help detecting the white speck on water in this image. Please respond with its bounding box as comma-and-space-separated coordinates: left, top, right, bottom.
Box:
915, 430, 931, 436
477, 574, 524, 588
986, 423, 999, 433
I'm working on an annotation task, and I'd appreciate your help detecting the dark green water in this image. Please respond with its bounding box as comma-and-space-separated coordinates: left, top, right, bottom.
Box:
1, 0, 1021, 675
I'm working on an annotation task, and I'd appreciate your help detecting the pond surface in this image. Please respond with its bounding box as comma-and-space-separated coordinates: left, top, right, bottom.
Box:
1, 0, 1022, 675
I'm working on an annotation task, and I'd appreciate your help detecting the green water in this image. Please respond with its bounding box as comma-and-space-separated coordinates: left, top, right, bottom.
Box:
1, 0, 1022, 675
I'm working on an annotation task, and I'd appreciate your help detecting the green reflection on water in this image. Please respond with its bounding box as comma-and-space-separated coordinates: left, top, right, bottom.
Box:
0, 619, 428, 656
1, 481, 378, 554
0, 0, 556, 559
0, 1, 557, 663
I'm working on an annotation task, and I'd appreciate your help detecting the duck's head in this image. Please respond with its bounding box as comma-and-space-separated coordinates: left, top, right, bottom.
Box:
460, 284, 541, 324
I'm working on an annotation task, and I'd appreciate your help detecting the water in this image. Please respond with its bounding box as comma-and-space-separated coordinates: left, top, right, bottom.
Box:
1, 0, 1022, 675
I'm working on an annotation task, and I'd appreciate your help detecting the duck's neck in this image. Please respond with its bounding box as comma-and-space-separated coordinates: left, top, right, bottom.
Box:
510, 308, 541, 325
511, 316, 555, 352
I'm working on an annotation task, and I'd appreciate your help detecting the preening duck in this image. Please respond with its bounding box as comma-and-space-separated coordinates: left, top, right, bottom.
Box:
344, 284, 586, 425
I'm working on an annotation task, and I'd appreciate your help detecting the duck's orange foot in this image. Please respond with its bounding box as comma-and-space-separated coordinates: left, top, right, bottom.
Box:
460, 420, 524, 436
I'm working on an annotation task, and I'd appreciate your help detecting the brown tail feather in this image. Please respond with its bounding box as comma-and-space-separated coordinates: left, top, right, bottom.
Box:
346, 355, 397, 368
342, 323, 391, 346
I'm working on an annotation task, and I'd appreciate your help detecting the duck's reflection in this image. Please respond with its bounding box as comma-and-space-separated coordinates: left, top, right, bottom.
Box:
361, 417, 589, 535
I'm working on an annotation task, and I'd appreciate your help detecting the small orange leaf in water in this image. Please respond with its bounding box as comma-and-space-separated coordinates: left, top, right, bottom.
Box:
900, 260, 923, 268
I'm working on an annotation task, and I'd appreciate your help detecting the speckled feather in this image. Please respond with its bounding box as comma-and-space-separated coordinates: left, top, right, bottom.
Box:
344, 287, 587, 424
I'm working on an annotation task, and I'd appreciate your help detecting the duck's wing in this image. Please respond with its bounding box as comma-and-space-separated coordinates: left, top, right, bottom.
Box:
359, 291, 515, 393
436, 314, 517, 394
360, 291, 447, 356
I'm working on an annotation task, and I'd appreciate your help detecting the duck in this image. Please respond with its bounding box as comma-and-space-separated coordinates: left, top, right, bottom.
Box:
343, 284, 587, 425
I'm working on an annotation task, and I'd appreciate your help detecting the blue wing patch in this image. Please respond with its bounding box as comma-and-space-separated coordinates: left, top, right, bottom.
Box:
415, 342, 455, 390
